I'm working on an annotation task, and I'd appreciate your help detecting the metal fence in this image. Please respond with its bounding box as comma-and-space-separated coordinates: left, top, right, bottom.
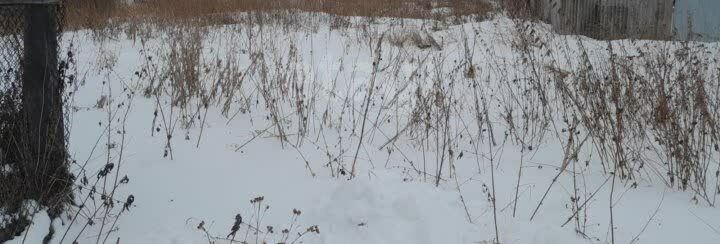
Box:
1, 1, 65, 109
0, 1, 66, 156
0, 5, 26, 100
0, 0, 68, 220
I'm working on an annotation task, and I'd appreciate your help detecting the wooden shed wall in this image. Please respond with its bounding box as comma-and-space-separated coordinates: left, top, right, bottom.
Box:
536, 0, 673, 40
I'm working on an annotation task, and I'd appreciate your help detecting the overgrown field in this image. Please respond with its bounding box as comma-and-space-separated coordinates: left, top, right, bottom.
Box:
2, 1, 720, 243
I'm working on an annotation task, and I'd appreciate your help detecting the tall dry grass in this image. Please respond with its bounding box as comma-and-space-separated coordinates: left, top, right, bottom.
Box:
15, 2, 715, 243
64, 0, 493, 29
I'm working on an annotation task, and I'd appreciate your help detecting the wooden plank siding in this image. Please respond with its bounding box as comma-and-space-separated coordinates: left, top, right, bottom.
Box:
536, 0, 674, 40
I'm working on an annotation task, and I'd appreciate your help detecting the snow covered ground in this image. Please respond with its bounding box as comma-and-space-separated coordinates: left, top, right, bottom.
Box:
8, 12, 720, 244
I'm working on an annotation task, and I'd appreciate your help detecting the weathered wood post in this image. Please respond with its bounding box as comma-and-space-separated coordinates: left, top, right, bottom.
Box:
20, 0, 66, 184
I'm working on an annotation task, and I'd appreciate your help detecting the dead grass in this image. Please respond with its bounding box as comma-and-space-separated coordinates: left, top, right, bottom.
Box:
64, 0, 493, 29
13, 2, 714, 242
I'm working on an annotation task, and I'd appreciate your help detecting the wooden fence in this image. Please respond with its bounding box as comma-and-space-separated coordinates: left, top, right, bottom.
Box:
535, 0, 674, 40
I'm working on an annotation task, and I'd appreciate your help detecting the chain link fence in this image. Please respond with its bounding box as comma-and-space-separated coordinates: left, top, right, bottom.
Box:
1, 2, 66, 120
1, 1, 65, 97
1, 1, 71, 241
0, 5, 26, 105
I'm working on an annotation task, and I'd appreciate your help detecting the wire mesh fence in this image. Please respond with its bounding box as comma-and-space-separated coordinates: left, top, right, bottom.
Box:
0, 3, 68, 162
0, 5, 25, 105
0, 1, 70, 242
1, 2, 65, 99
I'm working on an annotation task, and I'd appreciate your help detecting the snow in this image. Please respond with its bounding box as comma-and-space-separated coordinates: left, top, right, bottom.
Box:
6, 13, 720, 244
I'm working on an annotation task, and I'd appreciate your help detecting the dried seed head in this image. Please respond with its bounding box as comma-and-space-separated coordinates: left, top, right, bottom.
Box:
197, 221, 205, 230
